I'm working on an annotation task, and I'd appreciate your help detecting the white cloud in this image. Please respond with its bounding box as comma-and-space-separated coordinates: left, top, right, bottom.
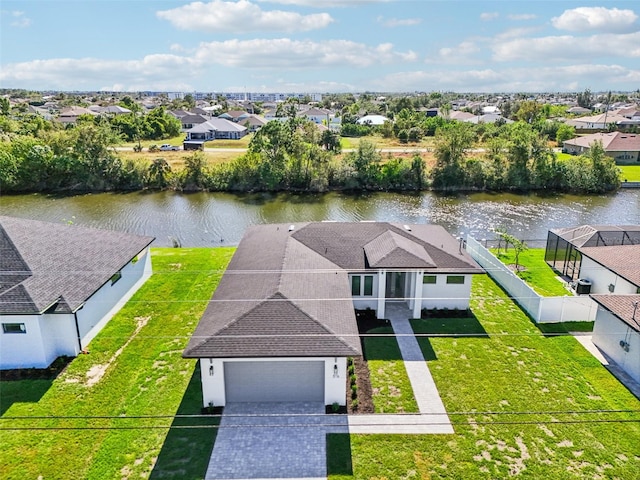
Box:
194, 38, 417, 68
493, 31, 640, 62
494, 26, 542, 41
507, 13, 536, 21
10, 10, 31, 28
551, 7, 638, 33
257, 0, 390, 6
0, 55, 202, 91
373, 64, 640, 92
480, 12, 499, 21
157, 0, 333, 33
377, 16, 422, 27
432, 41, 481, 64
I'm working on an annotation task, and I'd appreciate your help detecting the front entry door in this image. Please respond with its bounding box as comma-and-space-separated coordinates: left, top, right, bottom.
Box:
385, 272, 406, 299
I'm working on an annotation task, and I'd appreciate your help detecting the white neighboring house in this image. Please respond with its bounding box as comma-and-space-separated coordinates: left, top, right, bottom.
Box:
356, 115, 389, 126
591, 294, 640, 384
578, 245, 640, 295
0, 216, 154, 370
183, 222, 484, 408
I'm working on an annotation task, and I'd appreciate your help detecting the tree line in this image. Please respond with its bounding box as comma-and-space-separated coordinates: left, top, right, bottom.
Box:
0, 108, 620, 194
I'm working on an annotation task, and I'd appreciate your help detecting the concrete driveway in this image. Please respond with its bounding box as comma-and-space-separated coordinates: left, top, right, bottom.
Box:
205, 402, 348, 480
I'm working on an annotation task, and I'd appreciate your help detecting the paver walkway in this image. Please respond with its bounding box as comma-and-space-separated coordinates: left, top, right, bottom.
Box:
385, 302, 453, 431
572, 333, 640, 400
205, 402, 347, 480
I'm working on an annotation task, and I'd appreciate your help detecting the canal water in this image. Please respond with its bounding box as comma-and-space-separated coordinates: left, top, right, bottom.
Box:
1, 190, 638, 247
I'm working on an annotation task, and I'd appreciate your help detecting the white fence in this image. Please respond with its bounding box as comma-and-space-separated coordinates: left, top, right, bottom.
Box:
465, 237, 598, 323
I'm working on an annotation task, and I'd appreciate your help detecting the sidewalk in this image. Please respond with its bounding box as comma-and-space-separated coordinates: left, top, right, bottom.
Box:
572, 333, 640, 400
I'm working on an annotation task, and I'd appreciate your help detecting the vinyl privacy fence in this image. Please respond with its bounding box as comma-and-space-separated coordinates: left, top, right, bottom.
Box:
465, 237, 597, 323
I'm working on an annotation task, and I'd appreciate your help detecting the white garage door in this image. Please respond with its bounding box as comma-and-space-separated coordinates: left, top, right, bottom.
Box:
224, 361, 325, 403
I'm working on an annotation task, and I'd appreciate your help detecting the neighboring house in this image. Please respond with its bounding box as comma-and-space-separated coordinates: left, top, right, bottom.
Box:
300, 107, 332, 125
464, 113, 513, 125
578, 245, 640, 295
447, 111, 476, 122
567, 106, 592, 115
565, 113, 631, 130
545, 225, 640, 284
180, 114, 209, 131
183, 222, 484, 408
591, 294, 640, 384
239, 114, 267, 132
563, 132, 640, 164
0, 216, 154, 370
356, 114, 389, 126
183, 117, 247, 148
99, 105, 132, 115
57, 106, 98, 125
218, 110, 250, 123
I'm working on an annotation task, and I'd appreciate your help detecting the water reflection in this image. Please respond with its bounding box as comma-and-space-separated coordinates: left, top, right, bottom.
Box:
1, 190, 637, 247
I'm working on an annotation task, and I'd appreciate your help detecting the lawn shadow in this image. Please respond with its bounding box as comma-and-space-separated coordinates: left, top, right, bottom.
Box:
327, 433, 353, 477
0, 356, 72, 416
150, 362, 220, 480
536, 321, 594, 337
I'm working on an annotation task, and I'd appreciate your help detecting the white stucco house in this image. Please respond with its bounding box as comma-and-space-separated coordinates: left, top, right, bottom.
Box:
591, 294, 640, 384
0, 216, 154, 370
183, 222, 484, 408
578, 245, 640, 295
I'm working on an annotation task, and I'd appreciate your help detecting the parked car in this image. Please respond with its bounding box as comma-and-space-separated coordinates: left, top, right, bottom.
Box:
160, 144, 180, 151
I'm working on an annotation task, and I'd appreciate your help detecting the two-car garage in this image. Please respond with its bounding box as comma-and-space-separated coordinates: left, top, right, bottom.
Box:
224, 361, 325, 403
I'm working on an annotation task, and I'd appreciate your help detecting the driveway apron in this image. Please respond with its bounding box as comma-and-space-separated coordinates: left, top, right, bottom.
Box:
205, 402, 348, 480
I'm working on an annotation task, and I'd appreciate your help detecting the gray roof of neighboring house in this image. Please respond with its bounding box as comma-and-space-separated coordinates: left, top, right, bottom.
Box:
563, 132, 640, 152
591, 294, 640, 333
0, 216, 154, 315
183, 222, 483, 359
579, 245, 640, 287
180, 114, 209, 125
187, 118, 247, 133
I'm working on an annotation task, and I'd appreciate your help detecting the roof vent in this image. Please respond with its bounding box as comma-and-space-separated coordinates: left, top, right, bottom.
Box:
288, 225, 295, 232
403, 225, 412, 231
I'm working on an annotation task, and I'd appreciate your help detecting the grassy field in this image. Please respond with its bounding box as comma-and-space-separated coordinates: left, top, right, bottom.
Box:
0, 248, 234, 480
492, 247, 570, 297
619, 165, 640, 182
328, 275, 640, 479
362, 326, 418, 413
118, 149, 244, 170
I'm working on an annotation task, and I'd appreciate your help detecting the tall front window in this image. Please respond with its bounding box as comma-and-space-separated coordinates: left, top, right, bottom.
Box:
363, 276, 374, 296
351, 276, 361, 296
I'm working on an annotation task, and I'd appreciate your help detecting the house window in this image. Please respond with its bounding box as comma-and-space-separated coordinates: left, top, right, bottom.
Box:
351, 276, 361, 296
352, 275, 374, 296
363, 276, 374, 296
111, 271, 122, 285
446, 275, 465, 285
3, 323, 26, 334
423, 275, 437, 284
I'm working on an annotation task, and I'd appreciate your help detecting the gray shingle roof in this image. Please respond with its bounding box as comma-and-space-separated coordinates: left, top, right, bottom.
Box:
591, 294, 640, 333
184, 222, 483, 359
0, 216, 154, 314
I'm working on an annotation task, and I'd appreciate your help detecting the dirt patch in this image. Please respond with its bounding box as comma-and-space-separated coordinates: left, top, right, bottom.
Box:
86, 316, 151, 387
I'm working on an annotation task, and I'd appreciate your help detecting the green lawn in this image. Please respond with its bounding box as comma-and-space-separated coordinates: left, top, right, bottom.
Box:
0, 247, 234, 480
328, 275, 640, 479
492, 247, 569, 297
362, 326, 418, 413
619, 165, 640, 182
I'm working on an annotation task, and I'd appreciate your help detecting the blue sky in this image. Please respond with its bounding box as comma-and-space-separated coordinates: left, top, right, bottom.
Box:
1, 0, 639, 93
